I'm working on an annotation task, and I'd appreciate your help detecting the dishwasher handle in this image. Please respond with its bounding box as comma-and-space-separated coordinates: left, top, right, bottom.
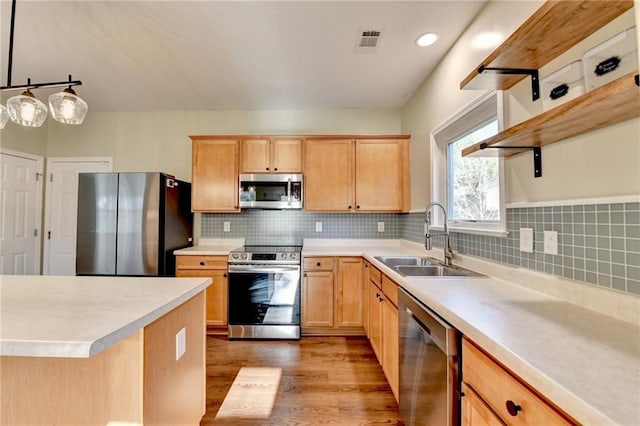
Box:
405, 306, 432, 336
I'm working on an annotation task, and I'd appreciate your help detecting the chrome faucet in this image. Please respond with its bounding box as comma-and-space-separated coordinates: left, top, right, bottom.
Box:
425, 202, 455, 266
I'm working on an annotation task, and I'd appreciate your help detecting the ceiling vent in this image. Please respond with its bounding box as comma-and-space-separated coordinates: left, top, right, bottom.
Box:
356, 29, 383, 53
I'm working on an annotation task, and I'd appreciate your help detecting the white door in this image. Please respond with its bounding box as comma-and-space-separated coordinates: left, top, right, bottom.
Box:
43, 157, 112, 275
0, 149, 44, 275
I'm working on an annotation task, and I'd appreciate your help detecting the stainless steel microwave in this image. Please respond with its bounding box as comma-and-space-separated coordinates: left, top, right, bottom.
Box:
239, 173, 303, 209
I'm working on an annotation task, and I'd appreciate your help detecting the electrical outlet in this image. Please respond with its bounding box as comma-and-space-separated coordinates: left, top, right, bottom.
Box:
223, 222, 231, 232
315, 221, 323, 232
378, 221, 385, 232
176, 327, 186, 361
544, 230, 558, 255
520, 228, 534, 253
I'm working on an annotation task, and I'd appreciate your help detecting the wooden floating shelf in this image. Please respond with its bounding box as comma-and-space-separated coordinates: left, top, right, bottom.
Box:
460, 0, 633, 91
462, 72, 640, 158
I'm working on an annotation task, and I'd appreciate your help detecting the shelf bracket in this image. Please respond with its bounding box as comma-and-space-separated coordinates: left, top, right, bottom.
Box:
477, 66, 540, 101
479, 143, 542, 178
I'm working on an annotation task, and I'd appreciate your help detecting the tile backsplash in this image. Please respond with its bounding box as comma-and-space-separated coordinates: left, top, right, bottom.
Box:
201, 210, 400, 246
201, 201, 639, 295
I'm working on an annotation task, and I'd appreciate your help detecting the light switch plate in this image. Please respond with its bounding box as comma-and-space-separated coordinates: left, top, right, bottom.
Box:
378, 221, 385, 232
176, 327, 186, 361
315, 222, 323, 232
223, 222, 231, 232
544, 230, 558, 255
520, 228, 534, 253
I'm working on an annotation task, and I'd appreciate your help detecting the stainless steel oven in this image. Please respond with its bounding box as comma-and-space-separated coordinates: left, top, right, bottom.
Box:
227, 246, 301, 339
399, 288, 461, 426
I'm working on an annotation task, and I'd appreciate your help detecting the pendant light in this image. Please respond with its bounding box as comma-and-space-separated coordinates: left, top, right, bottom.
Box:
0, 0, 87, 129
48, 76, 88, 125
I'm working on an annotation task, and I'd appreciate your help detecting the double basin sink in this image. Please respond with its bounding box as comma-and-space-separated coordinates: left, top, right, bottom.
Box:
374, 256, 484, 277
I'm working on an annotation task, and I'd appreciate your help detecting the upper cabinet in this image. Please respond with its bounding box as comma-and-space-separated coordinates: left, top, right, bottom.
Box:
240, 137, 303, 173
304, 136, 410, 212
190, 137, 240, 212
460, 1, 639, 163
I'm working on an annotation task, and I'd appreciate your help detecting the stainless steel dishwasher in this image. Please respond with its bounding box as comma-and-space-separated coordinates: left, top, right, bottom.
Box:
399, 288, 460, 426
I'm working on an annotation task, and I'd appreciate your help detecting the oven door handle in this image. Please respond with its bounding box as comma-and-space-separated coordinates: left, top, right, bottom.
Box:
228, 265, 301, 274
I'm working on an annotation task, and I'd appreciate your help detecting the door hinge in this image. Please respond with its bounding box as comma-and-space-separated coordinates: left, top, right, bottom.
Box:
50, 173, 54, 182
34, 229, 38, 237
47, 231, 51, 240
35, 172, 43, 181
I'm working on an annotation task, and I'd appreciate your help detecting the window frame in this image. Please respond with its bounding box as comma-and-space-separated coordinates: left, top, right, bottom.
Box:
430, 90, 508, 237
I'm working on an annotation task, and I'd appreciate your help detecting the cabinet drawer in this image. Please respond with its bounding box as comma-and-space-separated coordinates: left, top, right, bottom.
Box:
176, 255, 228, 270
462, 338, 574, 426
381, 274, 398, 307
303, 257, 335, 271
369, 265, 382, 287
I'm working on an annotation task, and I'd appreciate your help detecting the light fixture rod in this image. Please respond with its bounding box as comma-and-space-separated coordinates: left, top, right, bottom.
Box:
1, 79, 83, 92
7, 0, 17, 86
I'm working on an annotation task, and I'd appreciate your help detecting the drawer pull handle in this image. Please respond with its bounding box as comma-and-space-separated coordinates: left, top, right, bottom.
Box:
506, 400, 522, 416
316, 262, 321, 267
223, 273, 227, 278
199, 261, 205, 266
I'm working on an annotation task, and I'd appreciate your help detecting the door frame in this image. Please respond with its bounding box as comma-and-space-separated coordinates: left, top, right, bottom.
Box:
43, 157, 113, 275
0, 148, 45, 274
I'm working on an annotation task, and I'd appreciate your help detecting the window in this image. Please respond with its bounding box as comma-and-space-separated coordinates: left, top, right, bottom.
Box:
431, 91, 507, 236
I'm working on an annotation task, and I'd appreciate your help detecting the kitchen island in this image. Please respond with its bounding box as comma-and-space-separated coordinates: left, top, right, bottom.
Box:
0, 275, 212, 425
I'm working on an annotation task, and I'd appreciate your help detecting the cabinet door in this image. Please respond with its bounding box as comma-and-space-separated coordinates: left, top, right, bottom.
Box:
191, 139, 239, 212
382, 298, 399, 402
176, 268, 228, 326
368, 281, 383, 362
362, 261, 371, 336
240, 138, 271, 173
462, 383, 505, 426
355, 139, 406, 211
335, 257, 363, 328
302, 271, 334, 327
304, 139, 353, 212
272, 139, 303, 173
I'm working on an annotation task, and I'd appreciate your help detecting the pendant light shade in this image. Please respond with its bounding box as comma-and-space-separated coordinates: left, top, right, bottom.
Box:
0, 104, 9, 129
6, 90, 48, 127
49, 87, 88, 125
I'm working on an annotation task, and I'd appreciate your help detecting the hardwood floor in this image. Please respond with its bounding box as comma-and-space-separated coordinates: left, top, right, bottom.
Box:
201, 336, 403, 425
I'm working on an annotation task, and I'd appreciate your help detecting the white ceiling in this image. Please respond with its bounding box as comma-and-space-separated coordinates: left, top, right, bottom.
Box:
0, 1, 487, 111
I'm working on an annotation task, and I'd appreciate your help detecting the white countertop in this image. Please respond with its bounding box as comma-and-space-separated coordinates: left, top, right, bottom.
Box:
302, 239, 640, 426
0, 275, 212, 358
173, 237, 244, 255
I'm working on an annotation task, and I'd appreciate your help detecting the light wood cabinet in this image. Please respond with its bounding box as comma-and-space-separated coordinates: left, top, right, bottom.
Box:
462, 337, 576, 425
304, 139, 353, 211
362, 261, 371, 336
355, 139, 407, 211
302, 256, 365, 335
190, 137, 239, 212
176, 255, 228, 332
240, 137, 303, 173
462, 383, 506, 426
304, 137, 410, 212
367, 268, 399, 402
302, 271, 334, 327
335, 257, 363, 328
368, 279, 383, 361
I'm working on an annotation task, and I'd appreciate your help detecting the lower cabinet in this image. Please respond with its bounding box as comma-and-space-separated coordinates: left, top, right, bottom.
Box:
368, 265, 399, 402
302, 256, 364, 335
461, 337, 576, 426
176, 255, 228, 333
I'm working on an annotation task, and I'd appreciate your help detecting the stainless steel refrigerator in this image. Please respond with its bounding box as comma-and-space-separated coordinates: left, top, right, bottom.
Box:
76, 172, 193, 276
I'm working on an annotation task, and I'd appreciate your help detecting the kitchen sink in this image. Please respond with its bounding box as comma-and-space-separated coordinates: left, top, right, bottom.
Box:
394, 265, 483, 277
373, 256, 440, 267
374, 256, 484, 277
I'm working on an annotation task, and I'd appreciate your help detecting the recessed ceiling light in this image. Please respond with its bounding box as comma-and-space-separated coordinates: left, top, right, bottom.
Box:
416, 32, 438, 47
472, 31, 503, 49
